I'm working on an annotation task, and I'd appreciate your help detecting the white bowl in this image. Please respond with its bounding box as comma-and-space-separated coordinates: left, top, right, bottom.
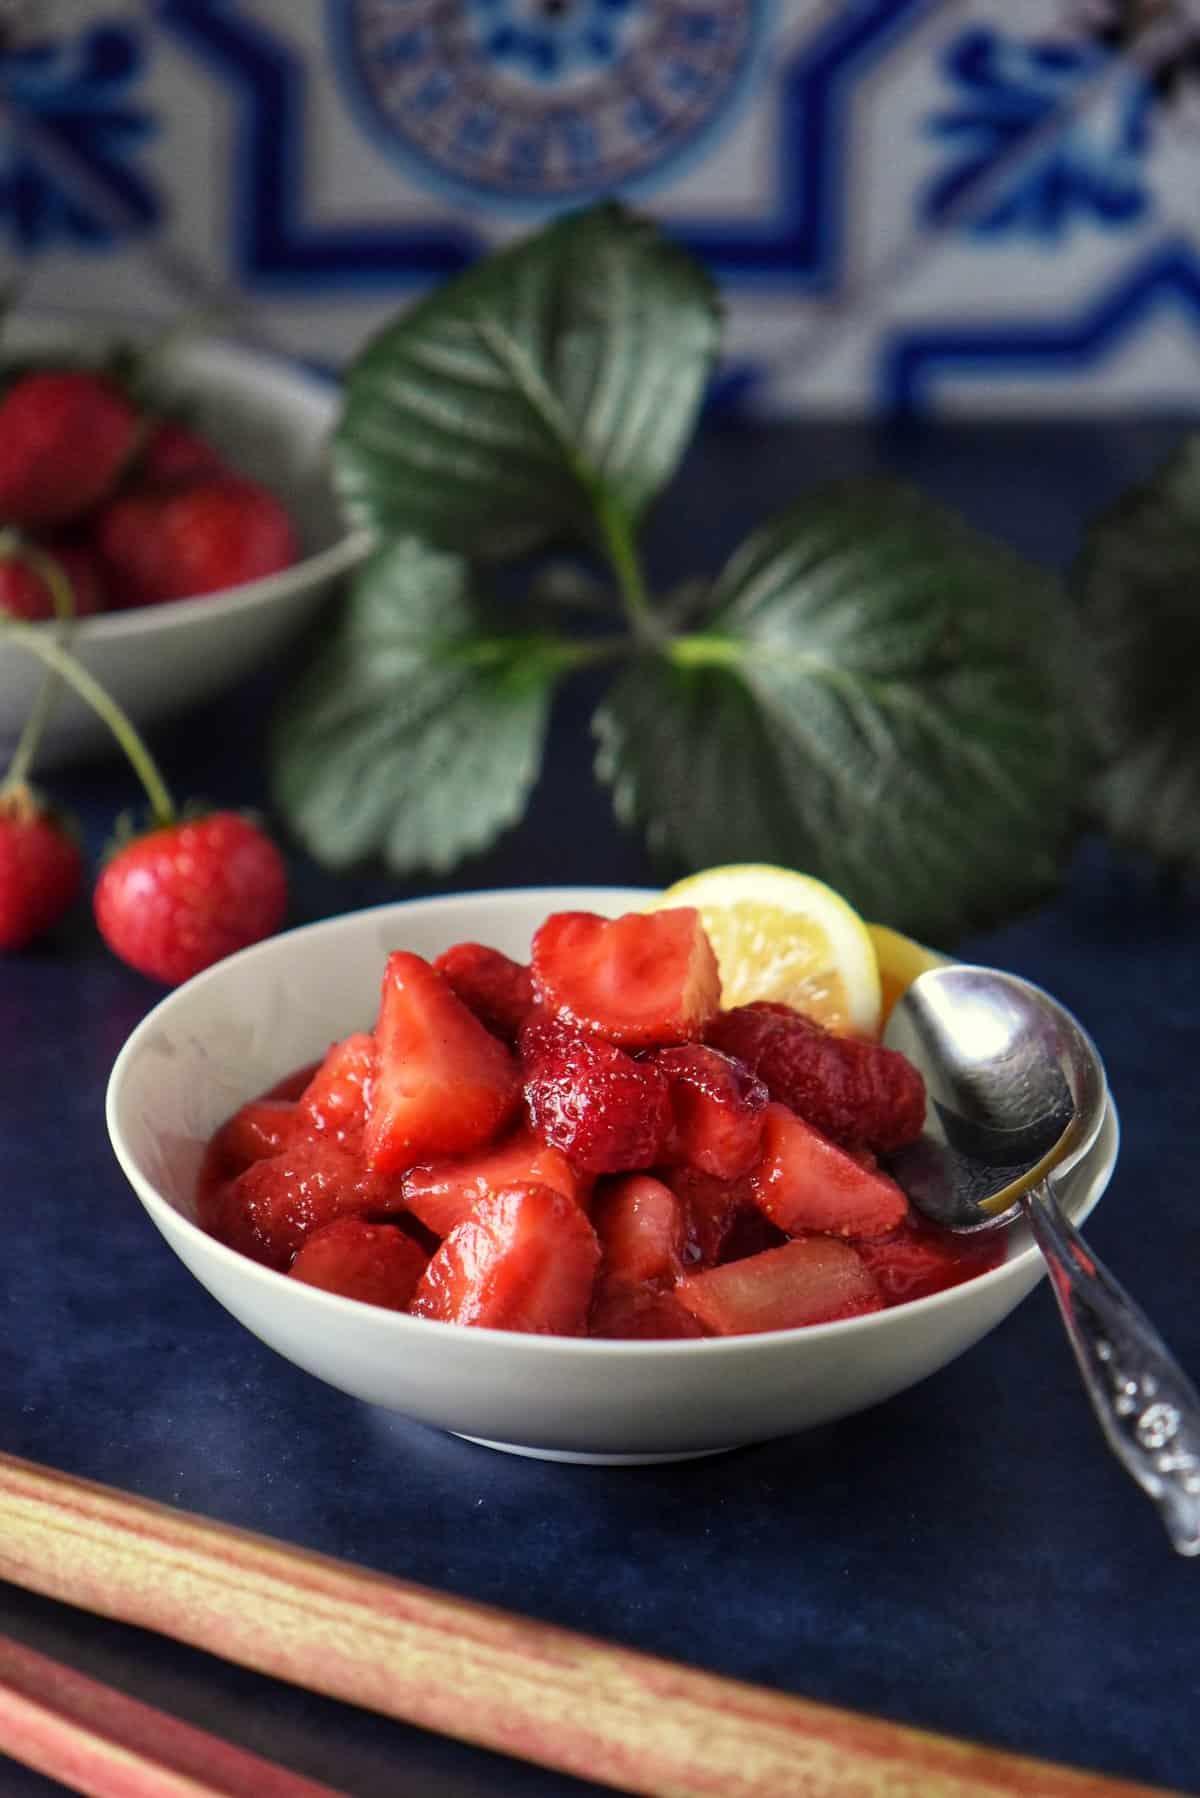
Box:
0, 319, 369, 765
106, 888, 1119, 1464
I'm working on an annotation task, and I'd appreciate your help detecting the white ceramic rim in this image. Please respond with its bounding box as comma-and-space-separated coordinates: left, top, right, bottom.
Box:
106, 886, 1120, 1365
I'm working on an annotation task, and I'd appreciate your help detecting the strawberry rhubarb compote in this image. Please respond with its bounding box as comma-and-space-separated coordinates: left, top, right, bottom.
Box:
197, 908, 1003, 1336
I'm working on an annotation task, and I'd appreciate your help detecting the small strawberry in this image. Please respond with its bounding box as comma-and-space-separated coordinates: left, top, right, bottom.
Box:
0, 369, 139, 527
140, 420, 227, 484
0, 782, 83, 949
0, 539, 106, 621
0, 622, 291, 983
96, 475, 298, 607
94, 811, 289, 985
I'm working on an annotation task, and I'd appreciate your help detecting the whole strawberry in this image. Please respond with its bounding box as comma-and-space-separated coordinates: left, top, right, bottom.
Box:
0, 541, 106, 621
96, 476, 298, 608
0, 784, 83, 949
140, 420, 227, 485
94, 811, 288, 985
0, 370, 139, 527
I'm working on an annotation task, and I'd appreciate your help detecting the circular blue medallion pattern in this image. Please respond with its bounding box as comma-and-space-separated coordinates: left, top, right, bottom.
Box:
340, 0, 761, 200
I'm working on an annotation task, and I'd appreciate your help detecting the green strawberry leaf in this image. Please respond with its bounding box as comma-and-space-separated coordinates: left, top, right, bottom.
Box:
270, 540, 570, 874
594, 482, 1087, 942
1073, 435, 1200, 872
332, 203, 720, 562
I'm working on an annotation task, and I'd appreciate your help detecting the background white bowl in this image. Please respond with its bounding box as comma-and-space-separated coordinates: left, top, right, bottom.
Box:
106, 887, 1119, 1464
0, 319, 369, 766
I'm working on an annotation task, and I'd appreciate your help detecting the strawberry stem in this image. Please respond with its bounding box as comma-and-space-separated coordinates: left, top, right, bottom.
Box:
0, 621, 175, 826
2, 545, 77, 790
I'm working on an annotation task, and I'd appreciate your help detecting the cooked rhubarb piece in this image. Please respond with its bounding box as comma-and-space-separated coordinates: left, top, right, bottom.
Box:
365, 951, 520, 1174
521, 1018, 673, 1173
531, 908, 721, 1047
211, 1140, 407, 1271
676, 1237, 884, 1335
655, 1043, 768, 1179
410, 1183, 601, 1333
433, 942, 536, 1043
289, 1217, 428, 1308
707, 1002, 926, 1152
299, 1032, 375, 1149
592, 1174, 689, 1286
403, 1129, 584, 1239
749, 1103, 909, 1241
588, 1175, 702, 1340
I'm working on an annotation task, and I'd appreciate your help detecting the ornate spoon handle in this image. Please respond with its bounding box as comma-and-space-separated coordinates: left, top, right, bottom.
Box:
1024, 1178, 1200, 1556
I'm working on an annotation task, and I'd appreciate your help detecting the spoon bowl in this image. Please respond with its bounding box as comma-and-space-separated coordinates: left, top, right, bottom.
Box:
884, 966, 1108, 1231
885, 964, 1200, 1557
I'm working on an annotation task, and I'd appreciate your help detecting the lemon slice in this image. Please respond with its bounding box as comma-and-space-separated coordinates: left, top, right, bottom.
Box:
646, 864, 881, 1038
867, 923, 946, 1030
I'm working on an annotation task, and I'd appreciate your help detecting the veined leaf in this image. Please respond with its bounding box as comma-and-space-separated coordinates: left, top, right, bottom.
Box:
270, 540, 567, 874
1074, 435, 1200, 872
332, 204, 720, 560
595, 483, 1086, 942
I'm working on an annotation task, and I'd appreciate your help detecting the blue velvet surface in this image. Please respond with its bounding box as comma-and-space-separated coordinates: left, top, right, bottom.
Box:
3, 422, 1199, 1796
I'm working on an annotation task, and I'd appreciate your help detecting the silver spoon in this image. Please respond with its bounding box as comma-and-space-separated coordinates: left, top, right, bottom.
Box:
883, 963, 1200, 1557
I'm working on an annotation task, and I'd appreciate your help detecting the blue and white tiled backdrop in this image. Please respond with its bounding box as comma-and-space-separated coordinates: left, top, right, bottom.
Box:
3, 0, 1198, 416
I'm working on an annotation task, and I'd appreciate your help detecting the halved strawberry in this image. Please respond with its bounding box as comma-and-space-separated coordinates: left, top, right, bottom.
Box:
707, 1003, 927, 1153
857, 1216, 1005, 1305
300, 1031, 375, 1148
211, 1139, 407, 1270
433, 942, 535, 1043
288, 1217, 428, 1309
655, 1044, 768, 1179
531, 908, 721, 1047
676, 1237, 884, 1335
403, 1128, 584, 1240
410, 1183, 601, 1334
209, 1098, 304, 1177
749, 1103, 909, 1241
365, 952, 520, 1175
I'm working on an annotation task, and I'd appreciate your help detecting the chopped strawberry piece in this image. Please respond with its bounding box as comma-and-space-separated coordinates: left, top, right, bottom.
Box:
403, 1128, 583, 1239
210, 1138, 407, 1271
300, 1032, 375, 1149
749, 1103, 909, 1241
433, 942, 535, 1043
531, 908, 721, 1047
410, 1183, 601, 1334
589, 1284, 707, 1340
588, 1175, 702, 1339
655, 1044, 768, 1179
857, 1216, 1005, 1305
288, 1217, 428, 1309
365, 952, 520, 1175
210, 1098, 304, 1176
676, 1238, 884, 1335
592, 1174, 688, 1286
521, 1018, 672, 1173
660, 1166, 756, 1268
707, 1003, 926, 1152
